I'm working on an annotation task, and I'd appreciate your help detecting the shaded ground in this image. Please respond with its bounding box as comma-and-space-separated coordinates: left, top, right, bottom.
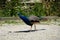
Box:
0, 24, 60, 40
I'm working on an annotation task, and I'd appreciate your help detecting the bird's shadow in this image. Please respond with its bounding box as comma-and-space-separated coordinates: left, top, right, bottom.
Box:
9, 29, 46, 33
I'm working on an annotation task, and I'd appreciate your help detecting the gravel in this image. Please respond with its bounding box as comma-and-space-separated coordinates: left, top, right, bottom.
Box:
0, 24, 60, 40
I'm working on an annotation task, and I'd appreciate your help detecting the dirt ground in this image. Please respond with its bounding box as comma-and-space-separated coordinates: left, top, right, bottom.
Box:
0, 24, 60, 40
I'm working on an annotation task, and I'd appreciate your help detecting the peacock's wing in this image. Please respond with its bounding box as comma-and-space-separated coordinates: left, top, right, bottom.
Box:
28, 15, 40, 22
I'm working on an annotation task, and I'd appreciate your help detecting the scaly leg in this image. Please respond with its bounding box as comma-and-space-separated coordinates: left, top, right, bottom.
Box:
34, 23, 36, 30
30, 26, 32, 30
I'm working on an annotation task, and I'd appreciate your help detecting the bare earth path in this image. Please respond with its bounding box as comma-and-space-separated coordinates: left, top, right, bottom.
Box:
0, 24, 60, 40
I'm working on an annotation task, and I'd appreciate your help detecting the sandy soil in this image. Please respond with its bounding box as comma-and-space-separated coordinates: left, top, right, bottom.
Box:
0, 24, 60, 40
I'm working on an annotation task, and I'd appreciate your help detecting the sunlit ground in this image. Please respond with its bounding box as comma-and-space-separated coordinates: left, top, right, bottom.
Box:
0, 19, 60, 40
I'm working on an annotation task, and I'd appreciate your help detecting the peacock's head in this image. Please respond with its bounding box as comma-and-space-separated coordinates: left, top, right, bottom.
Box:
17, 12, 22, 16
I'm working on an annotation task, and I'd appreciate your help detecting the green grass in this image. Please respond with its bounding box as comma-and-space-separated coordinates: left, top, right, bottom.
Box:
0, 20, 25, 25
0, 19, 60, 26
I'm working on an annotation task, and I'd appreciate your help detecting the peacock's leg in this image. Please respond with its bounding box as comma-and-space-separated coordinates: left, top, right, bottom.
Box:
30, 26, 32, 30
34, 23, 36, 30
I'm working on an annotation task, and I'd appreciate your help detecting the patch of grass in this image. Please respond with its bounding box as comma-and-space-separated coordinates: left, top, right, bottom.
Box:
0, 19, 60, 25
0, 20, 24, 25
58, 24, 60, 26
4, 20, 18, 24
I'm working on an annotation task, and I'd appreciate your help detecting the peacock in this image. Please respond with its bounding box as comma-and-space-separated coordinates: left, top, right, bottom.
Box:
17, 12, 40, 30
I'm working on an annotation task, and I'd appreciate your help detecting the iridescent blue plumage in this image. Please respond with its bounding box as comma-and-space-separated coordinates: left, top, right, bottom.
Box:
17, 12, 32, 26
